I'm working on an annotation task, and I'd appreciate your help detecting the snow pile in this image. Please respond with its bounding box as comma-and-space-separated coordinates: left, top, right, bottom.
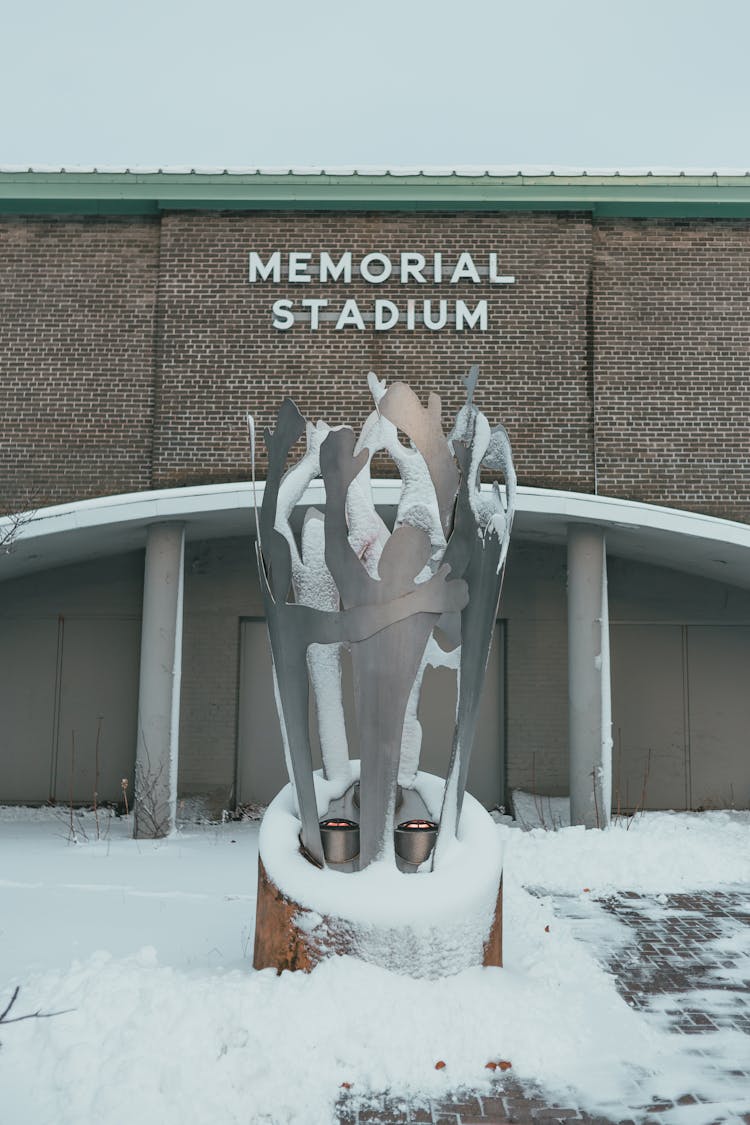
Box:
502, 809, 750, 894
0, 892, 661, 1125
0, 807, 748, 1124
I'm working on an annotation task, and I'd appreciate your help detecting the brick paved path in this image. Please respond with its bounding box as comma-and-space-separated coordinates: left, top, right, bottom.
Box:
606, 891, 750, 1032
337, 890, 750, 1125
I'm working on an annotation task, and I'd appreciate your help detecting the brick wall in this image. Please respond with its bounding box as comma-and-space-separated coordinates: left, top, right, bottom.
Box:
0, 217, 159, 511
152, 210, 592, 493
594, 219, 750, 522
2, 210, 750, 524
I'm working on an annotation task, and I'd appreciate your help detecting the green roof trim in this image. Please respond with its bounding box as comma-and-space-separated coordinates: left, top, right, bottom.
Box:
3, 170, 750, 218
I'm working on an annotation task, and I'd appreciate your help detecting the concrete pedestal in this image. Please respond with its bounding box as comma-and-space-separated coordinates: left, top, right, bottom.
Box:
253, 856, 503, 975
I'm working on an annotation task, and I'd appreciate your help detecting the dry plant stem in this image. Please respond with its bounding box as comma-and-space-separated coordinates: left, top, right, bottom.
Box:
627, 747, 652, 830
592, 767, 601, 830
0, 987, 19, 1023
616, 727, 623, 822
639, 747, 652, 813
0, 496, 38, 555
134, 737, 170, 837
0, 986, 74, 1028
69, 731, 76, 843
93, 716, 102, 841
531, 751, 548, 830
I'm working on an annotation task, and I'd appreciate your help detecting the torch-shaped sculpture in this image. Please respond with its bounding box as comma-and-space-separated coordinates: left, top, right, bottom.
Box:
251, 367, 515, 978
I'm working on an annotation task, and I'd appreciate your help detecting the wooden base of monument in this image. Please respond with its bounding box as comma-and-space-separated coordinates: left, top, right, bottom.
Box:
253, 856, 503, 974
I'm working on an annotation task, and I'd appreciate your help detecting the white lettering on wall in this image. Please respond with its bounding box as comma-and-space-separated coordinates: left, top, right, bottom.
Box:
301, 297, 328, 329
424, 299, 448, 331
489, 253, 515, 284
335, 299, 366, 331
359, 253, 392, 284
249, 251, 281, 283
374, 300, 400, 331
288, 252, 313, 283
449, 253, 481, 285
271, 298, 294, 330
248, 249, 515, 330
400, 252, 426, 284
456, 300, 488, 331
406, 298, 416, 331
320, 252, 352, 283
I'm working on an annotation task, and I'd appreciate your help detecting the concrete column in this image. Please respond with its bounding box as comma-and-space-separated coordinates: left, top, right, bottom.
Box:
134, 522, 185, 838
567, 524, 612, 828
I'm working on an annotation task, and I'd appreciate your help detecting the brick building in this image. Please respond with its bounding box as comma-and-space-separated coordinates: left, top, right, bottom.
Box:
1, 169, 749, 823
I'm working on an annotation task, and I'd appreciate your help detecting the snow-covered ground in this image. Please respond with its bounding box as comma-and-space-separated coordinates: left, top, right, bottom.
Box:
1, 805, 748, 1125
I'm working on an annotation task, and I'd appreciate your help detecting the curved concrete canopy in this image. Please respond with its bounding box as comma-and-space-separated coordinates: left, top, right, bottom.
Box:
2, 481, 750, 589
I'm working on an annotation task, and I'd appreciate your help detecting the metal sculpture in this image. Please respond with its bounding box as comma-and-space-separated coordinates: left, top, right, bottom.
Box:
249, 366, 515, 873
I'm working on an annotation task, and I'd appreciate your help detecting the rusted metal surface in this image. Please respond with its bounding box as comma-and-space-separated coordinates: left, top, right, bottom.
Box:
252, 857, 318, 974
252, 854, 503, 974
482, 875, 503, 968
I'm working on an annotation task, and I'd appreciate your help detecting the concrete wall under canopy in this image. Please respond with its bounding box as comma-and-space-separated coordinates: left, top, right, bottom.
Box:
1, 530, 749, 814
611, 623, 750, 811
0, 554, 142, 804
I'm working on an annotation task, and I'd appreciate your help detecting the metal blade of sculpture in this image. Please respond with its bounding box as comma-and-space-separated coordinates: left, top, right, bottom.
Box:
249, 367, 516, 874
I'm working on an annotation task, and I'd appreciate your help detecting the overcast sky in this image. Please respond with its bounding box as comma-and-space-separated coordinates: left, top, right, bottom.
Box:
2, 0, 748, 171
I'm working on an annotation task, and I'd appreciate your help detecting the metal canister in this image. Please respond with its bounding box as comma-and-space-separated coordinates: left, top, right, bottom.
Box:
319, 818, 360, 864
393, 819, 438, 865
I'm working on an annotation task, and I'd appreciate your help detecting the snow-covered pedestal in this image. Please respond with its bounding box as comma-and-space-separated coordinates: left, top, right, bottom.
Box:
254, 769, 504, 979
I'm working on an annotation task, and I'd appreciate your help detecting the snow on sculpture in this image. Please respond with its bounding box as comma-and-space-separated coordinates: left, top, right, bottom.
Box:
249, 366, 516, 976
